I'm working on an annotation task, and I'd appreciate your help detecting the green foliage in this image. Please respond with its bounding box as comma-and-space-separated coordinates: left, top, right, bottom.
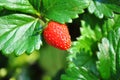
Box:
0, 0, 90, 55
69, 14, 103, 54
0, 14, 42, 55
0, 0, 120, 80
62, 2, 120, 80
0, 0, 38, 15
62, 15, 120, 80
41, 0, 90, 23
62, 28, 120, 80
28, 0, 41, 12
61, 50, 98, 80
88, 0, 120, 18
61, 67, 98, 80
97, 38, 112, 79
96, 28, 120, 80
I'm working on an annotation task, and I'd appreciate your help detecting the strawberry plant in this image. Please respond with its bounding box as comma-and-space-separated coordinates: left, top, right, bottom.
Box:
0, 0, 120, 80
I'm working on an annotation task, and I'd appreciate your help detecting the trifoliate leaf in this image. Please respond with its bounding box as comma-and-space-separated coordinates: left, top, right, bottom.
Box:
0, 14, 42, 55
41, 0, 90, 23
0, 0, 38, 15
61, 67, 98, 80
88, 0, 115, 18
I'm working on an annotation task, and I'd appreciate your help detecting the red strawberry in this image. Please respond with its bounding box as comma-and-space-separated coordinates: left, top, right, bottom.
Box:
43, 21, 71, 50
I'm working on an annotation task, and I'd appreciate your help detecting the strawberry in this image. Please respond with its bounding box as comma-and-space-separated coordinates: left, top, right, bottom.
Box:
43, 21, 71, 50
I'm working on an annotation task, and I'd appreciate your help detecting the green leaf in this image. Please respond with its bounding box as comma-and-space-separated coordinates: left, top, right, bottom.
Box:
69, 13, 118, 55
61, 67, 98, 80
0, 0, 38, 15
68, 50, 98, 76
108, 29, 120, 79
101, 0, 120, 13
97, 38, 112, 79
29, 0, 41, 12
81, 21, 96, 40
107, 4, 120, 13
0, 14, 42, 55
69, 19, 102, 54
70, 36, 96, 54
100, 14, 120, 36
97, 28, 120, 79
113, 15, 120, 29
41, 0, 90, 23
88, 0, 115, 18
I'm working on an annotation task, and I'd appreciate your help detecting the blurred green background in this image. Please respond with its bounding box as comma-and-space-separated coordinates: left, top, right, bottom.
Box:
0, 43, 68, 80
